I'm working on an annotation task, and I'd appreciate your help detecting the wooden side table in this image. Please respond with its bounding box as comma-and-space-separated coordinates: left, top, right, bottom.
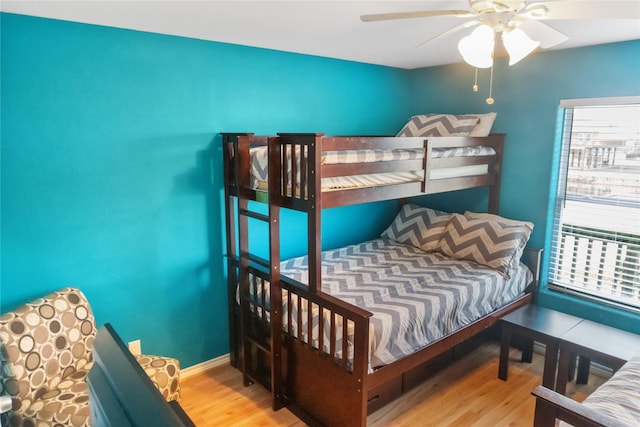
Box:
499, 304, 583, 389
554, 319, 640, 395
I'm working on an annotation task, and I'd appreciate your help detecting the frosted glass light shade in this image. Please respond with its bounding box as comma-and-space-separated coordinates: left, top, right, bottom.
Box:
458, 25, 494, 68
503, 28, 540, 65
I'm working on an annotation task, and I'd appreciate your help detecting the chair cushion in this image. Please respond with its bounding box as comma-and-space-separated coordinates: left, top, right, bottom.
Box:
3, 368, 91, 426
135, 354, 181, 402
580, 352, 640, 425
4, 410, 89, 427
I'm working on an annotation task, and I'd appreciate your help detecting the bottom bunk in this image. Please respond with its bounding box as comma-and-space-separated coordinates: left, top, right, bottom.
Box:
230, 207, 541, 427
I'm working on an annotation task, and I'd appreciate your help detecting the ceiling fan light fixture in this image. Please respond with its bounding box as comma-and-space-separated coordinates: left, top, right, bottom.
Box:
458, 24, 495, 68
502, 27, 540, 65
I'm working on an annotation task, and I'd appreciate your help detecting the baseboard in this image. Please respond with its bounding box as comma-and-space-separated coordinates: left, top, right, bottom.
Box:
180, 353, 231, 379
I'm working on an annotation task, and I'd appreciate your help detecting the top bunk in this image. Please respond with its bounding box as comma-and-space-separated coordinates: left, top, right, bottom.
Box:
222, 131, 504, 212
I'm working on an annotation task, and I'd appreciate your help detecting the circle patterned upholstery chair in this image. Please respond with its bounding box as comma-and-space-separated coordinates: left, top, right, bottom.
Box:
0, 287, 181, 427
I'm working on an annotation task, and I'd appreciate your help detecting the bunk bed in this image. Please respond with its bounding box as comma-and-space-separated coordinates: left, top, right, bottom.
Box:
221, 131, 541, 427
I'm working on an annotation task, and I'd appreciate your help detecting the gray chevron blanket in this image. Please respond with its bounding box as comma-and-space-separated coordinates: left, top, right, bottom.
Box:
278, 238, 532, 370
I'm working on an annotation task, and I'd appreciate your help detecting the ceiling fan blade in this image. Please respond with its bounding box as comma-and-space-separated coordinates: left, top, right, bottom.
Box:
529, 1, 640, 20
415, 19, 481, 49
360, 10, 473, 22
518, 19, 569, 49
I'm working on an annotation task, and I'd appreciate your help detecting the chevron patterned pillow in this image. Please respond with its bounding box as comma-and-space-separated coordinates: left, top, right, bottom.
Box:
439, 213, 533, 278
381, 204, 451, 252
464, 211, 533, 228
396, 114, 480, 137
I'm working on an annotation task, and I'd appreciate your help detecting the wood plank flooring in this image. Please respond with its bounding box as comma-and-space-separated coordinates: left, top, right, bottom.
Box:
180, 341, 606, 426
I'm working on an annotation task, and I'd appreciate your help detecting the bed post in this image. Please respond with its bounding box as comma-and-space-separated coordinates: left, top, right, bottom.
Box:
267, 136, 285, 410
309, 134, 322, 293
235, 134, 253, 389
221, 132, 248, 368
487, 134, 504, 214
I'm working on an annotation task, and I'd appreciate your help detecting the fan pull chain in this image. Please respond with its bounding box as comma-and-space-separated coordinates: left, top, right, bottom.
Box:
473, 67, 479, 92
486, 64, 495, 105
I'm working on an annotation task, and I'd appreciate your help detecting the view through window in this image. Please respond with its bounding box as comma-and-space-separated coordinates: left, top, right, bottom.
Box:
550, 98, 640, 310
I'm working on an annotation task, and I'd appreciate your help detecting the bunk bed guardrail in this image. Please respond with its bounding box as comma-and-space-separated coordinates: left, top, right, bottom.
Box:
225, 132, 505, 211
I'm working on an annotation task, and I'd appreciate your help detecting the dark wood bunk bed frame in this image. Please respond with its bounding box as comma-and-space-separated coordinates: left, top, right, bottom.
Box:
221, 132, 540, 427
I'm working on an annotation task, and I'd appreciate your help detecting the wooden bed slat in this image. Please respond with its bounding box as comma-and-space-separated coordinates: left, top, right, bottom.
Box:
321, 159, 425, 177
330, 312, 337, 361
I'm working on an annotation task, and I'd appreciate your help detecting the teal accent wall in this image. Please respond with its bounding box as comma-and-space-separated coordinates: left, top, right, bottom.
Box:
408, 40, 640, 333
2, 12, 639, 369
0, 13, 409, 367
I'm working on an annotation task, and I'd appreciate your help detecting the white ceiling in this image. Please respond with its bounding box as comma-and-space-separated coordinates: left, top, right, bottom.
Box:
2, 1, 640, 69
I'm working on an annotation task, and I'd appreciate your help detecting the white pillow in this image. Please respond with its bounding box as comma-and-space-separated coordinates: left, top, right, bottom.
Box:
469, 112, 497, 137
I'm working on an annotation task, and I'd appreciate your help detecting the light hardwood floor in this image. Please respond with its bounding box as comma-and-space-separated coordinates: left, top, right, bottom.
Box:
180, 341, 606, 426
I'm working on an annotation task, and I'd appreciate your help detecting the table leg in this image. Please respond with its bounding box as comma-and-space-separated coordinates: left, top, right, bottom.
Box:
567, 352, 576, 382
542, 340, 558, 389
498, 323, 511, 381
577, 356, 591, 384
522, 337, 534, 363
555, 344, 571, 395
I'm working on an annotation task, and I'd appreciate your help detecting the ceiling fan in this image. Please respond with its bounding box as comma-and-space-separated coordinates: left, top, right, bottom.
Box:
361, 1, 638, 104
361, 1, 640, 67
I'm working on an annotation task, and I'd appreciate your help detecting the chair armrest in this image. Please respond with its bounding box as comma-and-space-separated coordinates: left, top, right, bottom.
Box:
531, 385, 627, 427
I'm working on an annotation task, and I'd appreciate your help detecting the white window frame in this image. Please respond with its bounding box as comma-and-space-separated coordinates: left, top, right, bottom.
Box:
549, 96, 640, 312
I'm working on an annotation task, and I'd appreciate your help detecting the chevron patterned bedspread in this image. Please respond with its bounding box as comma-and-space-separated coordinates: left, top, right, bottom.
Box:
278, 238, 532, 370
249, 145, 496, 191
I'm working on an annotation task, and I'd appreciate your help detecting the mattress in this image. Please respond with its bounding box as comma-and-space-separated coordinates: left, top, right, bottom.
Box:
249, 145, 496, 192
247, 238, 532, 371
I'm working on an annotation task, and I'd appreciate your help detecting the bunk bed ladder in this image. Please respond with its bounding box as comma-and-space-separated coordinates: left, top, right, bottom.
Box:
235, 134, 285, 412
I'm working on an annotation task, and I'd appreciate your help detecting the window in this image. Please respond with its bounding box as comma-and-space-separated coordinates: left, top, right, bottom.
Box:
550, 97, 640, 310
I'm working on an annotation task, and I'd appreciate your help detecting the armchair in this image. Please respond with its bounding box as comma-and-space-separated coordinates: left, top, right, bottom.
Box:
0, 287, 181, 426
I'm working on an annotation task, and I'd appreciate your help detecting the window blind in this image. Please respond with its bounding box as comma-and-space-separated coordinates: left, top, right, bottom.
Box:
549, 100, 640, 310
